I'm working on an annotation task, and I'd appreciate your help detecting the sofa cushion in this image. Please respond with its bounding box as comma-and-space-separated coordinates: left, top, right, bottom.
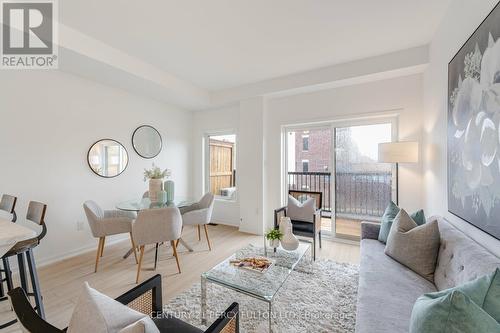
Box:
385, 210, 440, 282
433, 216, 500, 290
355, 239, 436, 333
68, 282, 159, 333
378, 201, 426, 243
409, 290, 500, 333
287, 195, 315, 223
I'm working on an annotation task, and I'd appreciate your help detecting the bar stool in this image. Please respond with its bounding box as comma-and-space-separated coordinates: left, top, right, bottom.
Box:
0, 201, 47, 328
0, 194, 17, 299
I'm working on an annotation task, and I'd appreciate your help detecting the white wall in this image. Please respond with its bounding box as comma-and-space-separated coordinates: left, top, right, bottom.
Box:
423, 0, 500, 256
0, 70, 193, 265
192, 105, 240, 226
194, 75, 424, 234
265, 74, 424, 229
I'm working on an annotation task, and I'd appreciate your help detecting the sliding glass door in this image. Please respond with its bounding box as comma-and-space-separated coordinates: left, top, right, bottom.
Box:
333, 123, 393, 240
284, 120, 394, 240
285, 126, 333, 234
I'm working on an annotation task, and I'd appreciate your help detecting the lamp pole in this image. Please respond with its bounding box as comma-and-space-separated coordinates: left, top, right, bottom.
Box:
395, 162, 399, 206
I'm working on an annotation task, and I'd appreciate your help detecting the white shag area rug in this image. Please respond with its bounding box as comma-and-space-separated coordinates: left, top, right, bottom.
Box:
163, 259, 359, 333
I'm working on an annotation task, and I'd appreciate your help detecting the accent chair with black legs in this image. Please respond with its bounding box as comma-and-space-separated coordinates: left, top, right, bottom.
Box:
274, 190, 322, 260
8, 274, 240, 333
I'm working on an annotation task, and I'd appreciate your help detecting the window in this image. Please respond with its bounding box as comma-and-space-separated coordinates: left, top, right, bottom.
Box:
302, 135, 309, 151
302, 159, 309, 172
206, 134, 236, 200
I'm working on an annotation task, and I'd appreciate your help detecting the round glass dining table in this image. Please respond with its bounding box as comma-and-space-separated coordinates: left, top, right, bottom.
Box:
116, 197, 196, 212
116, 196, 197, 256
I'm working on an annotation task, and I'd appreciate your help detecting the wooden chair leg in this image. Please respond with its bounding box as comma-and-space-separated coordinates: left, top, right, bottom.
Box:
100, 237, 106, 257
171, 241, 181, 274
94, 237, 104, 273
129, 233, 138, 264
203, 225, 212, 251
135, 245, 145, 284
197, 225, 201, 241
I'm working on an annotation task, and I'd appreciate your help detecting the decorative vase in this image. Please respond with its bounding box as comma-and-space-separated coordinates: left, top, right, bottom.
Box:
149, 178, 163, 203
157, 190, 168, 204
268, 238, 280, 249
164, 180, 175, 203
279, 216, 300, 251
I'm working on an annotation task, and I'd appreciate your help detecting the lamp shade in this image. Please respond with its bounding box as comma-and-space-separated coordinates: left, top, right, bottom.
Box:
378, 141, 419, 163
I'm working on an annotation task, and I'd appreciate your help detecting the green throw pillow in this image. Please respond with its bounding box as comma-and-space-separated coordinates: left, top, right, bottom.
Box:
410, 268, 500, 333
410, 290, 500, 333
377, 201, 425, 243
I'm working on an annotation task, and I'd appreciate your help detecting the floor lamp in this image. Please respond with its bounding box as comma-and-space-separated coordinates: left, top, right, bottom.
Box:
378, 141, 419, 205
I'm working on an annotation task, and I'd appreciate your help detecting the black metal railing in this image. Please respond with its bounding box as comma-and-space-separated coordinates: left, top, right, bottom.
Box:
288, 171, 392, 218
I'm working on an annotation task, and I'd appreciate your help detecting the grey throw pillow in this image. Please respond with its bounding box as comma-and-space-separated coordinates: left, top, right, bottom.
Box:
385, 209, 440, 282
287, 195, 315, 222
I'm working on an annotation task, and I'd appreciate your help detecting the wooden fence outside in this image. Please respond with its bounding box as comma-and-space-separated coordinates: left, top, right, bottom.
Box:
209, 139, 235, 195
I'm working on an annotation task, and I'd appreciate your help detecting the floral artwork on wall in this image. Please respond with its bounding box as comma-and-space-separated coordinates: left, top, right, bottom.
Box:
448, 2, 500, 239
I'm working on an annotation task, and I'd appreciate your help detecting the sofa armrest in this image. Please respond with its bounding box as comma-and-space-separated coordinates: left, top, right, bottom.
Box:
361, 222, 381, 240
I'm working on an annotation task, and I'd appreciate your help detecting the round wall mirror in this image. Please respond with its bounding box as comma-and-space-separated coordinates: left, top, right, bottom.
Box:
132, 125, 162, 159
87, 139, 129, 178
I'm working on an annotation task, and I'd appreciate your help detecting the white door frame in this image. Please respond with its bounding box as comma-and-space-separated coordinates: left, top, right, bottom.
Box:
281, 113, 399, 239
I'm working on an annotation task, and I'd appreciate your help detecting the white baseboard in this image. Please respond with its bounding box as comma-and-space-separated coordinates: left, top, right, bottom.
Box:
37, 235, 129, 268
6, 235, 129, 275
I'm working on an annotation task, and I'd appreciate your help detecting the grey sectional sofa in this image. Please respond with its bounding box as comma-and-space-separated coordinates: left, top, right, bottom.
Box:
355, 216, 500, 333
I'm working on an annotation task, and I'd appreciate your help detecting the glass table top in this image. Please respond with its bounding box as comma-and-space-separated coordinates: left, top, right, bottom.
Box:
202, 242, 311, 301
116, 197, 195, 211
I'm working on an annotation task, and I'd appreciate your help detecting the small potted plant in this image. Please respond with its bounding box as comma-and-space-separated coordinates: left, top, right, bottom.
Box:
144, 164, 171, 203
265, 228, 283, 249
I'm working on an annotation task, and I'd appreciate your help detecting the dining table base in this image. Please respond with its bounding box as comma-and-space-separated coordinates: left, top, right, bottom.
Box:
122, 237, 193, 259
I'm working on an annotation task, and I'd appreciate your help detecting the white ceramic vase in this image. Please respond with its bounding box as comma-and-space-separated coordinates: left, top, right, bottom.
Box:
149, 178, 163, 203
268, 239, 280, 248
279, 216, 300, 251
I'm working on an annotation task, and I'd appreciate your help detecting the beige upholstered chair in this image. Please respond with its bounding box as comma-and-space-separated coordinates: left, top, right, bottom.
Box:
181, 193, 215, 250
132, 207, 182, 283
83, 201, 138, 272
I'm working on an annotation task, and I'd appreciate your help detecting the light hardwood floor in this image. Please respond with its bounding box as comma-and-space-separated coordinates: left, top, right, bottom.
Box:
0, 224, 360, 332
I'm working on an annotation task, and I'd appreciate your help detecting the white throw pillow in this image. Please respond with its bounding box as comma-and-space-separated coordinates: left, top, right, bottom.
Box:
287, 195, 315, 223
119, 320, 145, 333
67, 282, 159, 333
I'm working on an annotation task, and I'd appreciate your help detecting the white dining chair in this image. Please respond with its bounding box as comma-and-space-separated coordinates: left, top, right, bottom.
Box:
83, 201, 138, 272
180, 193, 215, 251
132, 207, 182, 283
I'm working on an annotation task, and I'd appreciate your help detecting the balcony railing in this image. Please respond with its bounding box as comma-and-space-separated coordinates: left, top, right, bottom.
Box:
288, 171, 392, 219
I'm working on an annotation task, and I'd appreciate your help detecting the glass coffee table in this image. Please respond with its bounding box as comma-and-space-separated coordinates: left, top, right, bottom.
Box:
201, 242, 313, 332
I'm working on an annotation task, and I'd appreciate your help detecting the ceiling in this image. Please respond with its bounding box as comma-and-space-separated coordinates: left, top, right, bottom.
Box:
60, 0, 452, 91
